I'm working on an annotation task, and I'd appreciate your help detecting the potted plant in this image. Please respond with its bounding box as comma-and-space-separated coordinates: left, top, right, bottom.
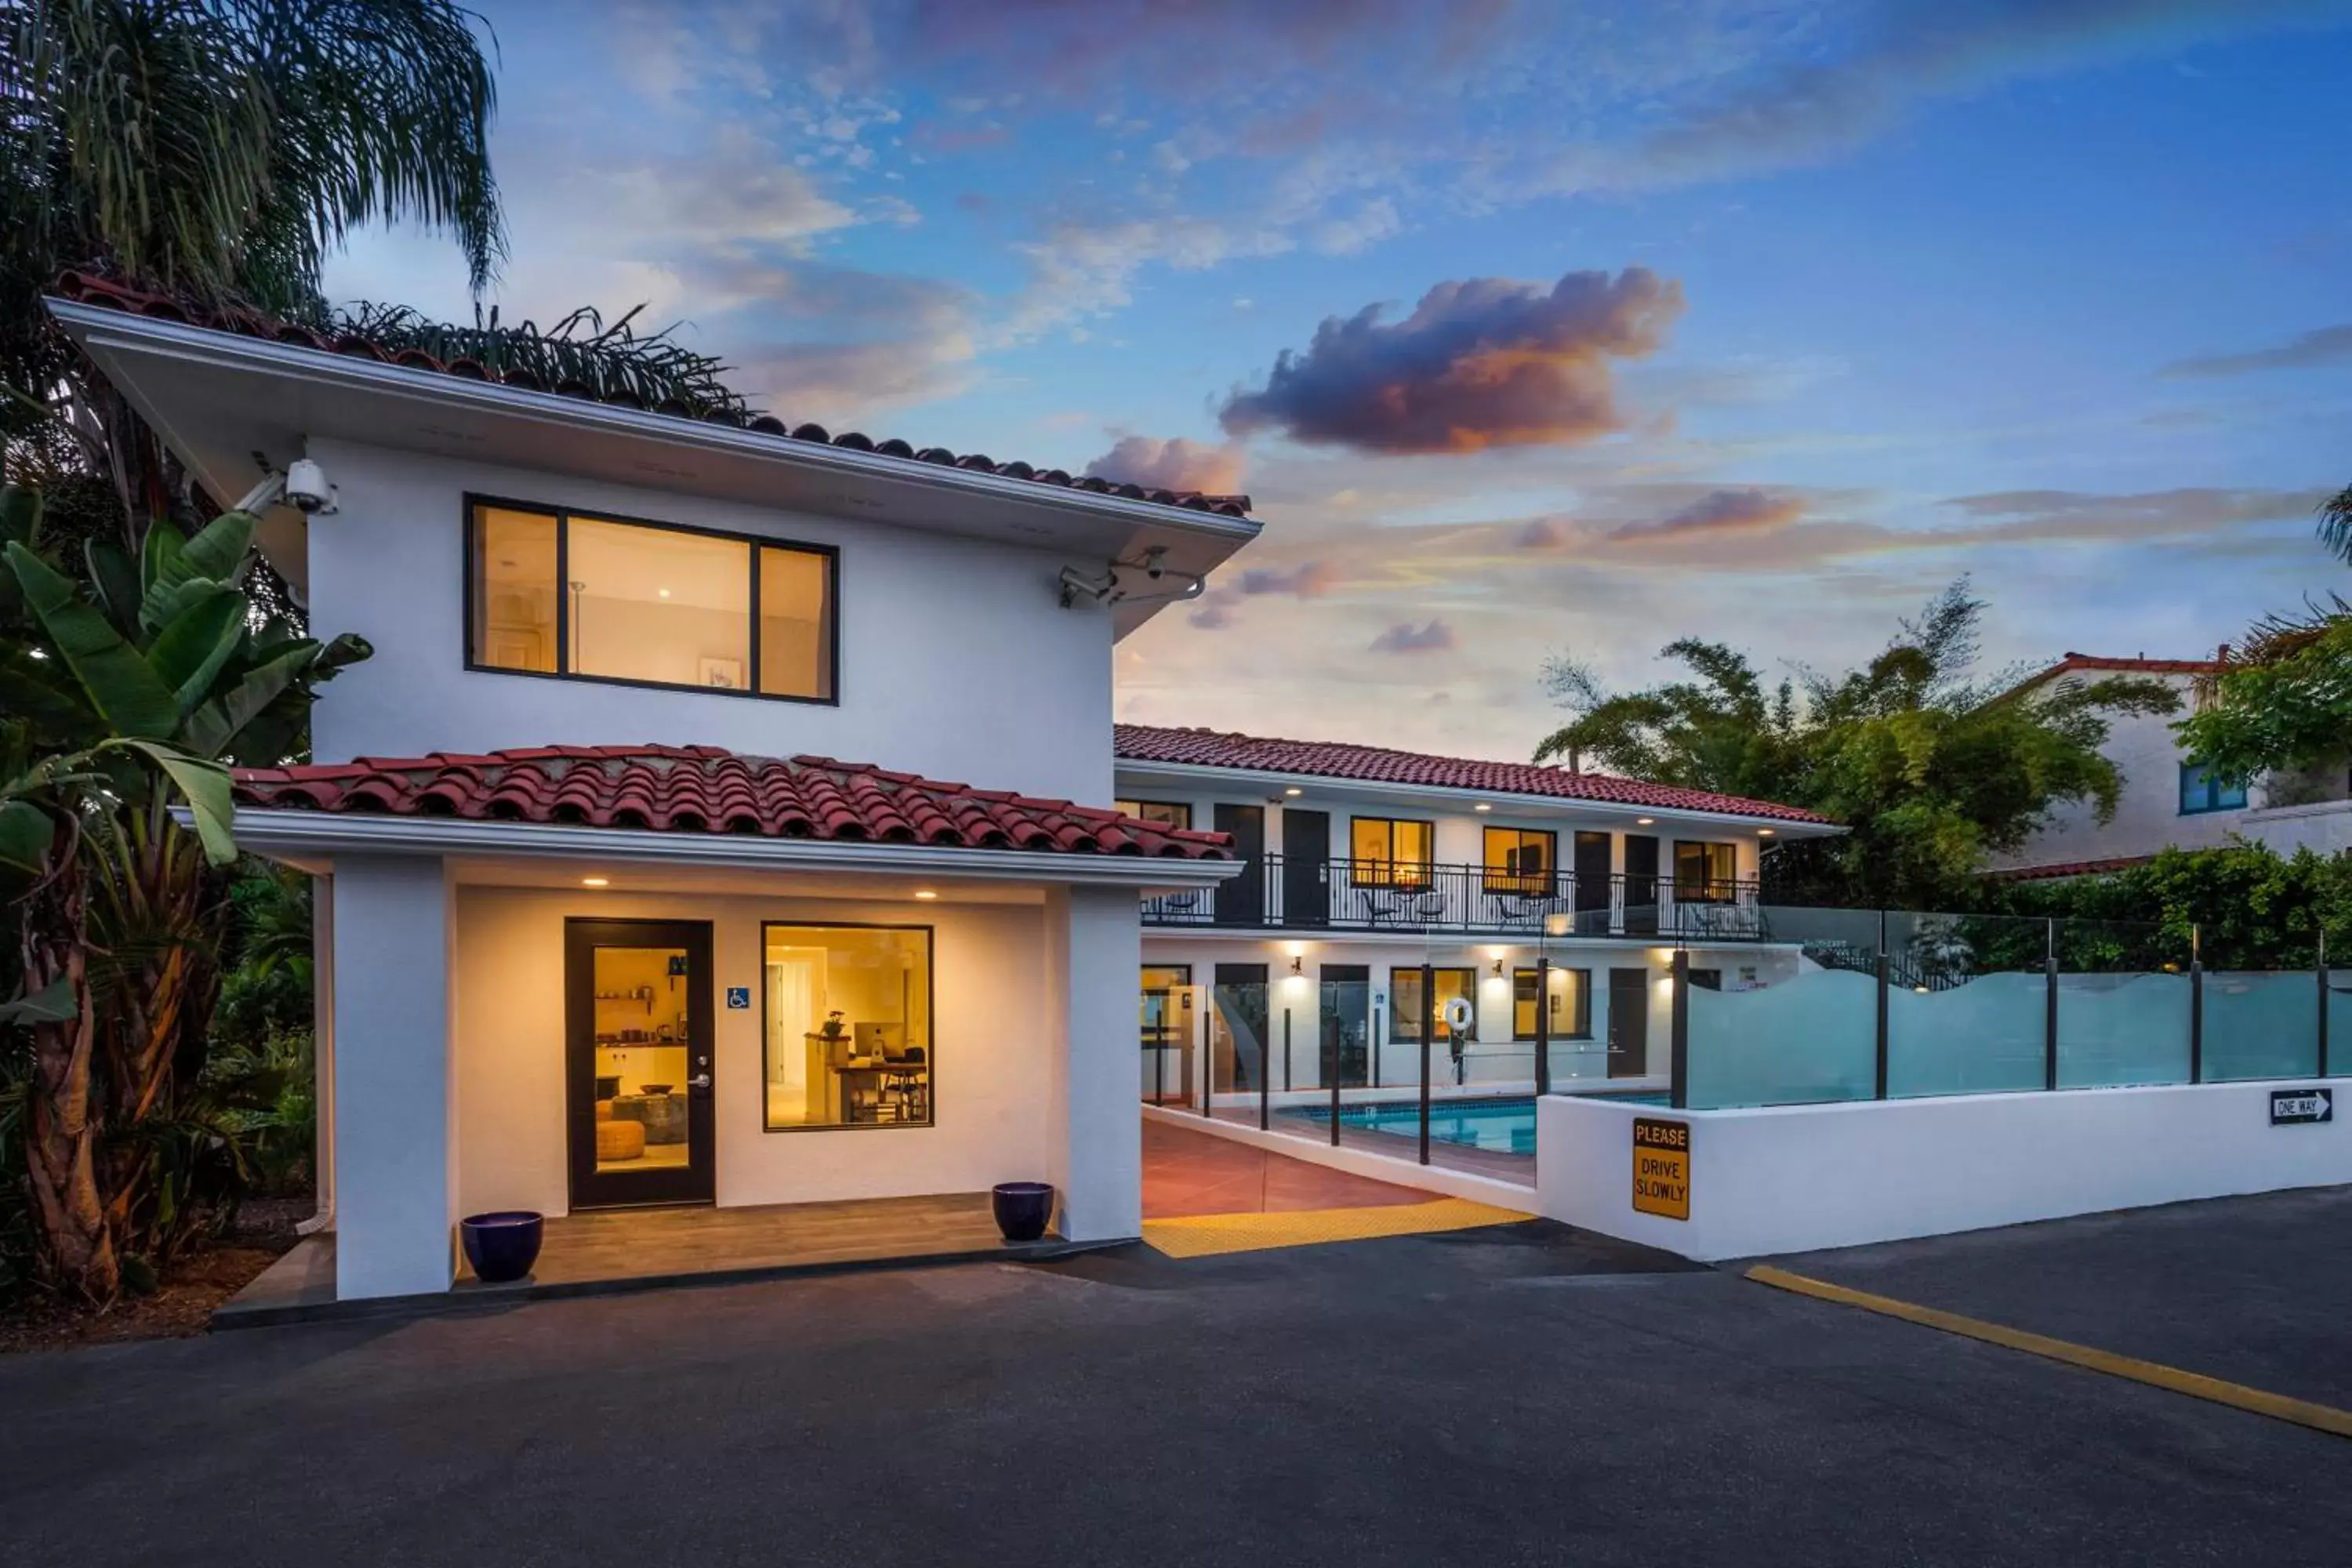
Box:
818, 1010, 847, 1042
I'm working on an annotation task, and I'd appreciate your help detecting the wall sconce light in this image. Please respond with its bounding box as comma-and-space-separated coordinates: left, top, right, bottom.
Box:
1491, 956, 1505, 977
1289, 955, 1304, 977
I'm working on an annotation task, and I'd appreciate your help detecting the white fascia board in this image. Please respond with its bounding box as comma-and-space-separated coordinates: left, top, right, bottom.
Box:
1111, 759, 1844, 837
220, 808, 1247, 890
47, 301, 1261, 547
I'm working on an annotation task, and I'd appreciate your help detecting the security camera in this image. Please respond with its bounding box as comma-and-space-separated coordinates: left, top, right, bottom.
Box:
283, 458, 338, 515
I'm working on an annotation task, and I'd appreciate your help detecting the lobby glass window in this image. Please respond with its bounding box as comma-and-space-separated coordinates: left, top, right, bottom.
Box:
1116, 799, 1194, 829
2178, 762, 2248, 815
1389, 966, 1475, 1043
1673, 840, 1738, 902
1513, 967, 1592, 1040
1483, 827, 1556, 894
467, 499, 837, 702
1352, 817, 1434, 887
762, 924, 931, 1131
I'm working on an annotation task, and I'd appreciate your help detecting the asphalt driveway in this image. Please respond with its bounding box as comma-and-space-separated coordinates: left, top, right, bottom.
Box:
2, 1198, 2346, 1568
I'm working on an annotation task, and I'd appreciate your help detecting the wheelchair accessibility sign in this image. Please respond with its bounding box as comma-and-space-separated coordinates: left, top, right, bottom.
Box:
726, 986, 752, 1010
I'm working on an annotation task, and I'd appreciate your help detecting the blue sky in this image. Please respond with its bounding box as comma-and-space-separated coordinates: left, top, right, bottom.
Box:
329, 0, 2352, 759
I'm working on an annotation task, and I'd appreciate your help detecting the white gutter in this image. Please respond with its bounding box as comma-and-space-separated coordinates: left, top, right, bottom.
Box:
1112, 758, 1843, 836
48, 299, 1262, 545
220, 808, 1247, 891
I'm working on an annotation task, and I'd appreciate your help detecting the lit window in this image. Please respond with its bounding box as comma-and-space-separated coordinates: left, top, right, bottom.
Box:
1483, 827, 1556, 894
1673, 841, 1738, 903
762, 924, 931, 1131
1352, 817, 1434, 888
1389, 966, 1475, 1042
2178, 762, 2248, 815
467, 500, 837, 702
1512, 967, 1592, 1040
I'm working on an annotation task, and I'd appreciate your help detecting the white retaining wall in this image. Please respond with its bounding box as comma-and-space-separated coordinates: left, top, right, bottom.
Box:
1537, 1079, 2350, 1261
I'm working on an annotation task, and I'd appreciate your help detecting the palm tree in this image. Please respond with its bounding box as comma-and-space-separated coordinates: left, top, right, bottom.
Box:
2318, 481, 2352, 568
2, 0, 505, 530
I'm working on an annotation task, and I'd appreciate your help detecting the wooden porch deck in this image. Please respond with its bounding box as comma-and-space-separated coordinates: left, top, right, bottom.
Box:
216, 1192, 1094, 1328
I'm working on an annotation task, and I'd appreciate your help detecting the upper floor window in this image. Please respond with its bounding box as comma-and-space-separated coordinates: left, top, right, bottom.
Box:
2178, 762, 2248, 815
1483, 826, 1556, 894
1351, 816, 1433, 888
467, 499, 837, 703
1673, 840, 1738, 903
1116, 799, 1193, 829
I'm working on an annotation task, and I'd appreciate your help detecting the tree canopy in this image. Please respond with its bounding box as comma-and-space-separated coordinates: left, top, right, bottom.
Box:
1534, 583, 2180, 907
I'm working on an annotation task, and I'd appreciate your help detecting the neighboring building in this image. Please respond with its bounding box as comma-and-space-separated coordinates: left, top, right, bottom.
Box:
1993, 653, 2352, 880
50, 277, 1258, 1302
1113, 725, 1845, 1103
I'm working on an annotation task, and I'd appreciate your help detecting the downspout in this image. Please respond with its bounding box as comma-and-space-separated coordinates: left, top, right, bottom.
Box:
297, 871, 336, 1236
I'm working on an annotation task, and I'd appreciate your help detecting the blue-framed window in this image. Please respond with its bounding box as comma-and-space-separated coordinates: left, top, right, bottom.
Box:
2178, 762, 2248, 815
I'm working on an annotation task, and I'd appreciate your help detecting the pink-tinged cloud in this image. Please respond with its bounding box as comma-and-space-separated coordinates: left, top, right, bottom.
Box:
1236, 561, 1341, 598
1513, 517, 1572, 549
1610, 487, 1803, 539
1370, 619, 1457, 654
1188, 590, 1242, 630
1218, 267, 1685, 455
1083, 434, 1247, 494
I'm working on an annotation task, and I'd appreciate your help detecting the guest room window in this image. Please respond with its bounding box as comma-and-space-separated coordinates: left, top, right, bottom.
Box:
1351, 817, 1434, 888
1672, 840, 1738, 903
1483, 827, 1556, 894
466, 498, 837, 702
2177, 762, 2248, 815
1512, 967, 1592, 1040
1388, 966, 1476, 1043
761, 924, 932, 1132
1116, 800, 1194, 829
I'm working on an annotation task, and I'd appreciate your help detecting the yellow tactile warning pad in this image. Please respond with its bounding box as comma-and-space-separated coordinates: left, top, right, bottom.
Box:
1142, 1199, 1534, 1258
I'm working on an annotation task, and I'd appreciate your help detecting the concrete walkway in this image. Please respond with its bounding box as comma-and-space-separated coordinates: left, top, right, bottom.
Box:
1142, 1116, 1433, 1218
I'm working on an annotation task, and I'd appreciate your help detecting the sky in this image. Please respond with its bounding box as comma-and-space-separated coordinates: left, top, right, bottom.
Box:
328, 0, 2352, 762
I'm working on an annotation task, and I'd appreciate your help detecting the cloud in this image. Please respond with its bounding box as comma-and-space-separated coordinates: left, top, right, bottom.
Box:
1236, 561, 1341, 597
1218, 267, 1685, 455
1187, 592, 1242, 631
1084, 435, 1247, 493
2160, 324, 2352, 378
1610, 487, 1804, 540
703, 263, 981, 419
1370, 619, 1457, 654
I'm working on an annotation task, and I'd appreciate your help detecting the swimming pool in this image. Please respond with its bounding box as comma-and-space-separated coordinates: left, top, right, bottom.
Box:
1286, 1089, 1667, 1156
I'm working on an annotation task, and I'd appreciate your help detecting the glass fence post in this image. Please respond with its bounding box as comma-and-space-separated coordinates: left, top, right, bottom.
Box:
1418, 960, 1434, 1166
2320, 929, 2332, 1079
1329, 1017, 1342, 1147
2043, 918, 2060, 1092
1535, 954, 1552, 1097
2188, 924, 2204, 1085
1260, 1014, 1273, 1131
1874, 908, 1890, 1101
1668, 949, 1690, 1111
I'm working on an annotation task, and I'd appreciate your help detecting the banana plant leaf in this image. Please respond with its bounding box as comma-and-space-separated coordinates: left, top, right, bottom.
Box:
5, 542, 181, 739
0, 975, 77, 1027
144, 584, 248, 713
0, 799, 52, 875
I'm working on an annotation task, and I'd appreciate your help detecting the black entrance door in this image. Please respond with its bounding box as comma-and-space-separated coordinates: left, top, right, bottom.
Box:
1214, 804, 1265, 926
1606, 967, 1650, 1080
567, 919, 717, 1209
1211, 962, 1270, 1094
1573, 831, 1613, 935
1280, 808, 1330, 927
1623, 834, 1661, 936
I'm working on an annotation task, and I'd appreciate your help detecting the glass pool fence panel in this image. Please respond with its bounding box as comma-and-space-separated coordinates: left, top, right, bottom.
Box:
1140, 979, 1200, 1109
1208, 978, 1271, 1128
2054, 920, 2191, 1090
2203, 967, 2321, 1083
1682, 905, 1880, 1110
1885, 911, 2051, 1098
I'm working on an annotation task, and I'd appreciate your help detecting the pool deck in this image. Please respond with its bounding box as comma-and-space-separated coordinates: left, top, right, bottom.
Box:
1200, 1104, 1537, 1184
1145, 1118, 1434, 1218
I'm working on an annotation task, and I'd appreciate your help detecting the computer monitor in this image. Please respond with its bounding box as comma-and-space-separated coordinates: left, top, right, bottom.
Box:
855, 1022, 905, 1058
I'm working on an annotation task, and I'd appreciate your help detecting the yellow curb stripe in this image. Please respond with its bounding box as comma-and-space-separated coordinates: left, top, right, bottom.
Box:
1745, 1265, 2352, 1440
1144, 1199, 1532, 1259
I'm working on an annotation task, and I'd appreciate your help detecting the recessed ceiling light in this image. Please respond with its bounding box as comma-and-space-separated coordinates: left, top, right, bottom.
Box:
1473, 803, 1491, 812
582, 877, 609, 887
1635, 816, 1655, 826
1758, 828, 1776, 837
1283, 786, 1302, 797
657, 587, 672, 599
913, 889, 938, 900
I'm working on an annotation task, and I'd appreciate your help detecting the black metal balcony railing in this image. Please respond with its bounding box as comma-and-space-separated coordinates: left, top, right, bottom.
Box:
1145, 854, 1765, 939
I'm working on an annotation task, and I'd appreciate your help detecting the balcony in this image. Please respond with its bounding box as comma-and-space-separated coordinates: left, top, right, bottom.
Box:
1142, 854, 1764, 941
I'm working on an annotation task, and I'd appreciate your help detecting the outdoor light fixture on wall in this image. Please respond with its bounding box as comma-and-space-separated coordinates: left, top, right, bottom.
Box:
1057, 545, 1207, 609
1289, 955, 1304, 977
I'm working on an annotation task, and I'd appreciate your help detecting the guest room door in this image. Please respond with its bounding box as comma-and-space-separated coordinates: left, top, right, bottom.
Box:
566, 919, 717, 1209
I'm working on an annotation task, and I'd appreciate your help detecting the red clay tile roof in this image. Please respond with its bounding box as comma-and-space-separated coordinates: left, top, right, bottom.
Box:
49, 271, 1251, 520
2007, 652, 2223, 691
1113, 724, 1835, 825
233, 745, 1235, 858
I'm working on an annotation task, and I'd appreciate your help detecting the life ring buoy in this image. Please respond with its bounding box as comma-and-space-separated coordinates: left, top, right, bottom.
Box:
1441, 996, 1475, 1033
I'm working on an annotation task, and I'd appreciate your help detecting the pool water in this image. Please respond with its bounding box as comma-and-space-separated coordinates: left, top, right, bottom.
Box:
1286, 1089, 1667, 1156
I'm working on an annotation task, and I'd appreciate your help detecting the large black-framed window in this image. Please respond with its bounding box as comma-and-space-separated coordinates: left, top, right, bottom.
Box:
761, 922, 932, 1131
466, 495, 838, 704
1673, 840, 1738, 903
1483, 826, 1556, 894
1513, 967, 1592, 1040
1351, 816, 1434, 888
1388, 966, 1476, 1043
2177, 762, 2249, 815
1116, 799, 1194, 829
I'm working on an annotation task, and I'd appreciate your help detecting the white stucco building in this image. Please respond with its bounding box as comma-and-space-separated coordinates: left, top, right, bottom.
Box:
1993, 654, 2352, 878
52, 276, 1259, 1302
